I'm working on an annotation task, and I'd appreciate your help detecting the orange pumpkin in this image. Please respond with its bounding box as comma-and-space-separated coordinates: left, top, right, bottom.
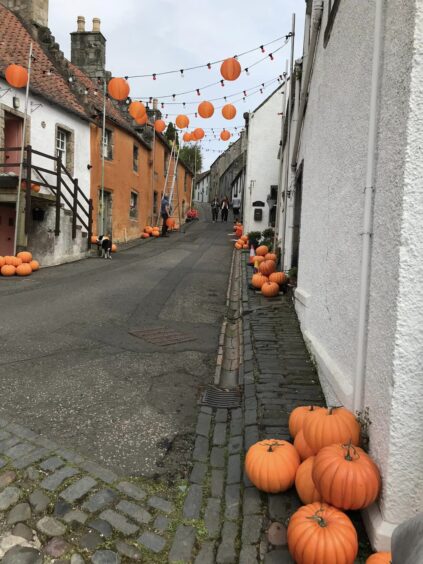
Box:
243, 244, 249, 249
312, 443, 381, 510
14, 257, 22, 267
0, 256, 5, 268
17, 251, 32, 263
5, 64, 28, 88
366, 553, 392, 564
142, 233, 150, 239
289, 405, 322, 439
16, 263, 32, 276
303, 407, 361, 452
269, 272, 287, 286
287, 503, 358, 564
235, 243, 242, 250
259, 260, 276, 276
30, 260, 40, 271
4, 256, 15, 266
175, 115, 189, 129
107, 77, 130, 101
256, 245, 269, 256
265, 253, 277, 262
220, 130, 231, 141
295, 456, 323, 505
154, 119, 166, 133
253, 255, 265, 265
1, 264, 16, 276
220, 58, 242, 81
294, 430, 317, 461
193, 128, 205, 140
241, 235, 248, 242
245, 440, 300, 493
198, 101, 214, 118
183, 132, 193, 142
152, 231, 160, 238
32, 183, 41, 193
136, 113, 148, 126
128, 101, 146, 120
91, 235, 98, 244
144, 226, 153, 234
111, 244, 117, 252
222, 103, 237, 120
261, 281, 280, 297
251, 273, 268, 289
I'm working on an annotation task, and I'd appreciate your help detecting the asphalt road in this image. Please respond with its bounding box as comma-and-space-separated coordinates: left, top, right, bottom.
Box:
0, 218, 233, 478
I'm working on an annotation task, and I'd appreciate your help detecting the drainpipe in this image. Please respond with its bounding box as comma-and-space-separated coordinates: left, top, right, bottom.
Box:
291, 0, 323, 169
353, 0, 385, 412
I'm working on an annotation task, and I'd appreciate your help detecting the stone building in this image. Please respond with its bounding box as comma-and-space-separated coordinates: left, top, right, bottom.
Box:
209, 131, 247, 203
192, 170, 210, 203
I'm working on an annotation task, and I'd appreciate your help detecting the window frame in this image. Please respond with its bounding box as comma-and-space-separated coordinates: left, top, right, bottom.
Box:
133, 144, 139, 172
153, 191, 158, 214
55, 124, 75, 174
129, 190, 139, 219
102, 128, 114, 161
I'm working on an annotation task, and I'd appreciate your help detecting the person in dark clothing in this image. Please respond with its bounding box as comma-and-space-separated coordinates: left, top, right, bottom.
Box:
211, 197, 220, 222
221, 197, 229, 222
161, 195, 170, 237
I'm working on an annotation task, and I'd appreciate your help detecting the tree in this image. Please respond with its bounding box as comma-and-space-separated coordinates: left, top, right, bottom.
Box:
164, 122, 179, 146
179, 145, 203, 174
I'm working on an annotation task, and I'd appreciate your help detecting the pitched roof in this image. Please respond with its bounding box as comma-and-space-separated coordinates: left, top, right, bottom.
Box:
252, 82, 284, 115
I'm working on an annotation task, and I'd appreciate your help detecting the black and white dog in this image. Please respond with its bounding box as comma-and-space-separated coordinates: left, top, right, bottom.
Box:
97, 235, 112, 259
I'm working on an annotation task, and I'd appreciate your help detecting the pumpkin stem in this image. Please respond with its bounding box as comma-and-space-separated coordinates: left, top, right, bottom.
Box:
343, 440, 358, 461
306, 509, 328, 528
267, 441, 281, 452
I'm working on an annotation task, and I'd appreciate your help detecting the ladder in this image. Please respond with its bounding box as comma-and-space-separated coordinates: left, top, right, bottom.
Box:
159, 141, 183, 231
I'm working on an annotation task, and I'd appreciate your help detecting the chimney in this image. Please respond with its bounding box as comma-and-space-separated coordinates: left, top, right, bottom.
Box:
71, 15, 106, 79
0, 0, 49, 27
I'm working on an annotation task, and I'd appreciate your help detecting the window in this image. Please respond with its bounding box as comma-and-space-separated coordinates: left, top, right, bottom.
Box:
56, 128, 67, 164
182, 200, 186, 216
133, 145, 139, 172
153, 191, 158, 214
130, 191, 138, 219
184, 171, 188, 193
55, 125, 74, 173
102, 129, 113, 160
324, 0, 341, 47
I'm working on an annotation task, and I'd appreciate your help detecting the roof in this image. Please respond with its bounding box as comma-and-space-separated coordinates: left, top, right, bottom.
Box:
194, 170, 210, 184
252, 82, 284, 115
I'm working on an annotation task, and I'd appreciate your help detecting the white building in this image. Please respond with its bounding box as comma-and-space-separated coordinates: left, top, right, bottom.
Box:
278, 0, 423, 550
192, 170, 210, 203
242, 85, 284, 234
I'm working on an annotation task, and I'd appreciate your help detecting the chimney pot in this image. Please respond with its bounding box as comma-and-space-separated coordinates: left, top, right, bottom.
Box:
153, 98, 158, 111
93, 17, 101, 32
77, 16, 85, 32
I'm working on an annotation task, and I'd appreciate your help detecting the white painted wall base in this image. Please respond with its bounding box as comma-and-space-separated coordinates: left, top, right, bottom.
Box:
362, 503, 397, 552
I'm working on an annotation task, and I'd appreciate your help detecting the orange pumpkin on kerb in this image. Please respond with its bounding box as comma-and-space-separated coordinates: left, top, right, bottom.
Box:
366, 553, 392, 564
265, 253, 277, 262
303, 406, 361, 452
220, 58, 242, 81
107, 77, 130, 101
251, 273, 268, 289
289, 405, 322, 439
152, 231, 160, 238
295, 456, 323, 505
294, 430, 317, 461
259, 260, 276, 276
142, 233, 150, 239
1, 265, 16, 276
16, 263, 32, 276
0, 257, 5, 268
17, 251, 32, 263
5, 64, 28, 88
245, 440, 300, 493
111, 244, 117, 252
30, 260, 40, 271
313, 442, 381, 510
261, 281, 280, 298
198, 101, 214, 118
287, 503, 358, 564
255, 245, 269, 256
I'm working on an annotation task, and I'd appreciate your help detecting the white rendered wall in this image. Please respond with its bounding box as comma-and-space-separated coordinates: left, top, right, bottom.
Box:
243, 88, 283, 234
193, 175, 210, 203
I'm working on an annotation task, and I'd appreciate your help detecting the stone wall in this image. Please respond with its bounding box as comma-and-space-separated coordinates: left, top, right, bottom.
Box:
0, 0, 49, 26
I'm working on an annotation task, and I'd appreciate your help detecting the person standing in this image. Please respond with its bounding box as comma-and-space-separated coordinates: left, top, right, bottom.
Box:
161, 194, 170, 237
211, 196, 220, 223
232, 195, 241, 222
221, 197, 229, 222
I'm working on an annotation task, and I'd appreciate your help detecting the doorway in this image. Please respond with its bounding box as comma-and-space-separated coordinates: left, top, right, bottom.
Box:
4, 113, 23, 174
0, 204, 16, 256
291, 166, 303, 269
98, 190, 113, 236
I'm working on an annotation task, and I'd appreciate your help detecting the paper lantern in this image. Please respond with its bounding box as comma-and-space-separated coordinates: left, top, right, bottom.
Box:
5, 64, 28, 89
128, 101, 146, 120
193, 128, 205, 140
183, 132, 193, 142
198, 101, 214, 119
107, 77, 130, 101
154, 119, 166, 133
222, 103, 237, 120
136, 113, 148, 125
220, 130, 231, 141
176, 115, 190, 129
220, 58, 241, 81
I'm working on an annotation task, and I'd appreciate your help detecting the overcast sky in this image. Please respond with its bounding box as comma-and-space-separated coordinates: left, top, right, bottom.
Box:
49, 0, 305, 169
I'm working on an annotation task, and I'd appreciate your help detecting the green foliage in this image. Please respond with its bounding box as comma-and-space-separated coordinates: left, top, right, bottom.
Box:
179, 145, 203, 173
247, 231, 261, 249
262, 228, 275, 239
288, 266, 298, 279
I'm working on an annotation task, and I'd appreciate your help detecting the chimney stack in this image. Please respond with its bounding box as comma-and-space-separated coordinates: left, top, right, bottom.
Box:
77, 15, 85, 32
92, 17, 101, 32
71, 15, 106, 79
0, 0, 49, 27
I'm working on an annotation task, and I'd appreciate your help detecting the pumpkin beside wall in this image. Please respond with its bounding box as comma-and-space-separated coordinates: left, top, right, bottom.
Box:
295, 456, 322, 505
302, 406, 361, 451
245, 440, 300, 493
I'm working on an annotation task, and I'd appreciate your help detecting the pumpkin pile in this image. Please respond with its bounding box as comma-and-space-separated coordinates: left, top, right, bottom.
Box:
142, 226, 160, 238
0, 252, 40, 277
245, 406, 383, 564
233, 222, 243, 239
249, 247, 287, 297
234, 235, 249, 250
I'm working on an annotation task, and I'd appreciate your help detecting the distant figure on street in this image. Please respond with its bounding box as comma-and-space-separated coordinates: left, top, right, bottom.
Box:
161, 195, 170, 237
221, 197, 229, 222
96, 234, 112, 259
232, 195, 241, 221
211, 196, 220, 223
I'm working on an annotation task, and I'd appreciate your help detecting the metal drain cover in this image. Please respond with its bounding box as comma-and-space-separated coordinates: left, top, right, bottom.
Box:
129, 327, 196, 346
201, 385, 242, 409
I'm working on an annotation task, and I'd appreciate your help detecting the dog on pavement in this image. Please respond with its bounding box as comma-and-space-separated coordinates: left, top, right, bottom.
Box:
97, 235, 112, 259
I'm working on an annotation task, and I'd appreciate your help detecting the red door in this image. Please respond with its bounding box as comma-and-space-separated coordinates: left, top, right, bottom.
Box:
0, 205, 16, 256
4, 113, 23, 174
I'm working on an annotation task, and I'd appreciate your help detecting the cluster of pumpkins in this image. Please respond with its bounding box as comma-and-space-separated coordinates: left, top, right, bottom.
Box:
245, 406, 391, 564
233, 222, 244, 240
234, 235, 249, 250
142, 219, 176, 239
249, 245, 287, 297
0, 252, 40, 277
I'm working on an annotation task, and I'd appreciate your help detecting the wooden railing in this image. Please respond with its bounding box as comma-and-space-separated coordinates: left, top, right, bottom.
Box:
0, 146, 93, 247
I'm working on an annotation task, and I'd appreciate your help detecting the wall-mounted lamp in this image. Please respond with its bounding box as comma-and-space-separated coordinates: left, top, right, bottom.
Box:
13, 96, 20, 110
87, 164, 93, 170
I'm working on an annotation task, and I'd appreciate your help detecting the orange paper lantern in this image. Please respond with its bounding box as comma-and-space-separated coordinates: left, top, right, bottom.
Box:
136, 113, 148, 126
193, 128, 205, 140
107, 77, 130, 101
128, 101, 146, 120
176, 115, 189, 129
220, 130, 231, 141
154, 119, 166, 133
198, 101, 214, 118
183, 132, 192, 142
5, 64, 28, 88
220, 58, 241, 81
222, 103, 237, 120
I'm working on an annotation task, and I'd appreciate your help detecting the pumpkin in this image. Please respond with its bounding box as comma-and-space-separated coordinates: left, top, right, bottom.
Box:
5, 64, 28, 88
269, 272, 287, 286
245, 440, 300, 493
107, 77, 130, 101
16, 263, 32, 276
251, 273, 268, 289
295, 456, 323, 505
17, 251, 32, 263
1, 264, 16, 276
287, 503, 358, 564
30, 260, 40, 271
128, 101, 146, 120
289, 405, 322, 439
175, 115, 189, 129
166, 218, 174, 228
32, 183, 41, 193
366, 553, 392, 563
220, 130, 231, 141
154, 119, 166, 133
144, 226, 153, 234
193, 128, 205, 140
261, 281, 280, 298
0, 257, 5, 268
220, 58, 242, 81
142, 233, 150, 239
303, 407, 361, 452
183, 132, 193, 142
253, 255, 265, 265
259, 260, 276, 276
265, 253, 277, 262
294, 430, 317, 461
235, 243, 242, 250
243, 244, 249, 249
111, 244, 117, 252
91, 235, 98, 244
241, 235, 248, 242
256, 245, 269, 256
312, 442, 381, 510
152, 231, 160, 238
198, 101, 214, 118
222, 103, 237, 120
4, 256, 15, 266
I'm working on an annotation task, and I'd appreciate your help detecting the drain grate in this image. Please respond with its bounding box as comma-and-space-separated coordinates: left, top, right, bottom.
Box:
129, 327, 196, 346
201, 385, 242, 409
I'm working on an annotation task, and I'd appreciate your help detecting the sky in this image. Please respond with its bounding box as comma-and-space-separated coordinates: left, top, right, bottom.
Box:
49, 0, 305, 170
